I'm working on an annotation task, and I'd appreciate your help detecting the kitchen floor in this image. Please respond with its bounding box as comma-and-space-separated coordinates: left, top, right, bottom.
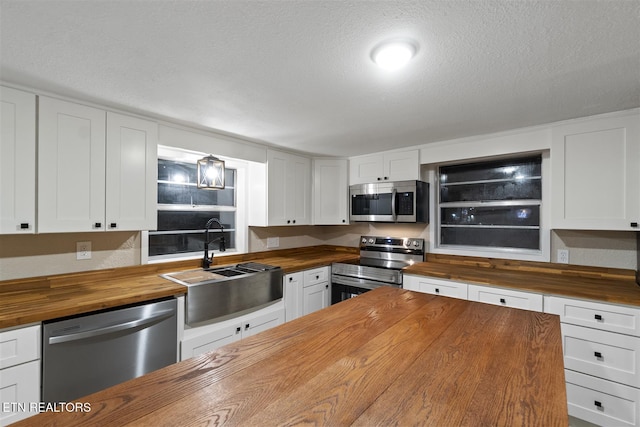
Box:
568, 415, 599, 427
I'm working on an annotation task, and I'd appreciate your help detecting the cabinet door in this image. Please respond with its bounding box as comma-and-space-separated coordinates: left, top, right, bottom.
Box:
403, 275, 467, 300
267, 150, 311, 226
242, 307, 285, 338
545, 296, 640, 337
383, 150, 420, 182
284, 272, 303, 322
288, 153, 311, 225
313, 159, 348, 225
551, 113, 640, 230
0, 324, 40, 369
267, 150, 288, 225
302, 281, 330, 316
0, 360, 40, 425
468, 284, 543, 312
38, 97, 106, 232
565, 369, 639, 427
105, 112, 158, 231
349, 153, 384, 184
0, 86, 36, 234
181, 324, 240, 360
561, 323, 640, 388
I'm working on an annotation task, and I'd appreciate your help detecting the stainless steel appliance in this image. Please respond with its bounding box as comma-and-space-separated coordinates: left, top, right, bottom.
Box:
42, 298, 177, 403
162, 262, 283, 325
349, 180, 429, 223
331, 236, 425, 303
636, 232, 639, 285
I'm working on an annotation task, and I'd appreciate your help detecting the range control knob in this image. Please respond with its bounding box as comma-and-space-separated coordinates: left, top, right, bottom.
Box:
361, 237, 367, 244
368, 238, 375, 244
413, 240, 420, 247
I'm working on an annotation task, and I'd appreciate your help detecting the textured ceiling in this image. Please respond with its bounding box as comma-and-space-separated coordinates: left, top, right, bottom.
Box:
1, 0, 639, 157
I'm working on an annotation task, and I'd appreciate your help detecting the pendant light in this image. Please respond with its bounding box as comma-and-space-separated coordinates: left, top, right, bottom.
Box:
197, 155, 225, 189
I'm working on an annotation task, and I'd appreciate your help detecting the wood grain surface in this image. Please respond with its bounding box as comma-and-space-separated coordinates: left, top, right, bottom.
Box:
14, 287, 567, 427
406, 253, 640, 306
0, 246, 359, 329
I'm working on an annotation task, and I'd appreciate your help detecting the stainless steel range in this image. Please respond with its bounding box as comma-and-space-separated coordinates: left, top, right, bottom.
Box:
331, 236, 425, 304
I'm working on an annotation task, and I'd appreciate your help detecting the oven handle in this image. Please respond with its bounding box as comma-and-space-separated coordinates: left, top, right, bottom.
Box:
332, 274, 400, 290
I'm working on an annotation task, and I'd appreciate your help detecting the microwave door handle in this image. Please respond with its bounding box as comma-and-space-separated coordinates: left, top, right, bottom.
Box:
391, 188, 397, 221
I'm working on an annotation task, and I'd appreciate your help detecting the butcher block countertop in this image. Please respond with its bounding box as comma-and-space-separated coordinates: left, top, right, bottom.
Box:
405, 254, 640, 307
14, 287, 567, 427
0, 246, 359, 329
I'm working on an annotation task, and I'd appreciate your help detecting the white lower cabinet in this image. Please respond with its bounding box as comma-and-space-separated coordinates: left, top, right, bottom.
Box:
468, 284, 543, 312
284, 266, 331, 321
181, 302, 284, 360
403, 275, 468, 300
546, 295, 640, 426
0, 324, 41, 425
566, 369, 639, 427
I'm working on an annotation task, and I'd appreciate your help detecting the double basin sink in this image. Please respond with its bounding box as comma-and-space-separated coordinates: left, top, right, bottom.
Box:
162, 262, 283, 325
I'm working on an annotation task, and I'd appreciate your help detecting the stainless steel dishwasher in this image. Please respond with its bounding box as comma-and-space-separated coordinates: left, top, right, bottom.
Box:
42, 298, 177, 403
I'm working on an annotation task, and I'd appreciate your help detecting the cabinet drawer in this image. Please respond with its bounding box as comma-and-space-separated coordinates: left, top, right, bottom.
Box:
546, 296, 640, 336
562, 323, 640, 388
467, 285, 543, 312
565, 369, 639, 427
0, 324, 40, 369
0, 360, 41, 425
403, 275, 467, 300
304, 267, 328, 287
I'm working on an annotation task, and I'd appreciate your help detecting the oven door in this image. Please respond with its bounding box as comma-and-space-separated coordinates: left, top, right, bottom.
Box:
330, 274, 401, 304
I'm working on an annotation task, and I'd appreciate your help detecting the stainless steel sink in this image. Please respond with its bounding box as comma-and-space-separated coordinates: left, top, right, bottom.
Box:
162, 262, 283, 325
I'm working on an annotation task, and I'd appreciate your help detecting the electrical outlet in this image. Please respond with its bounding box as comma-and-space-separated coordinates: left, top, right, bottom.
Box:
557, 249, 569, 264
266, 237, 280, 248
77, 241, 92, 260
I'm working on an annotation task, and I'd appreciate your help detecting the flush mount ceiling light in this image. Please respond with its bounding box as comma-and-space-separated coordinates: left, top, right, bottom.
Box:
197, 155, 225, 189
371, 39, 418, 70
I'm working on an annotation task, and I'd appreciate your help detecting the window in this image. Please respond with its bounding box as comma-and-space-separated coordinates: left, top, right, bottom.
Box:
148, 156, 238, 260
437, 155, 543, 255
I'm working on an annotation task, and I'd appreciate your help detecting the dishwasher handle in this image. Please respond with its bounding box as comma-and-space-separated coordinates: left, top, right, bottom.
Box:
48, 308, 175, 345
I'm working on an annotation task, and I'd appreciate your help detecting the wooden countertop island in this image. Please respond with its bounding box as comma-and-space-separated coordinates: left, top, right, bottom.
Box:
17, 287, 567, 427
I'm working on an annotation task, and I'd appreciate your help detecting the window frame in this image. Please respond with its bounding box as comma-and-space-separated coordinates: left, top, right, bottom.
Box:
428, 151, 551, 262
142, 145, 248, 264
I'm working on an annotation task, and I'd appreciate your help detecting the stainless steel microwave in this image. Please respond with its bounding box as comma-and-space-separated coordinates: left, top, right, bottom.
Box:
349, 180, 429, 223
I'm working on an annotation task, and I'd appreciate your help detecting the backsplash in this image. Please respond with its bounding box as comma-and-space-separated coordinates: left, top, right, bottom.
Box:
0, 227, 637, 281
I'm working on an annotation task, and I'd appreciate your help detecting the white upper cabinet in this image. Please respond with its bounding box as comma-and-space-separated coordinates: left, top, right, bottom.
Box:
0, 86, 36, 234
105, 112, 157, 231
266, 149, 311, 226
313, 158, 348, 225
551, 112, 640, 230
38, 97, 157, 233
38, 96, 106, 232
349, 149, 420, 184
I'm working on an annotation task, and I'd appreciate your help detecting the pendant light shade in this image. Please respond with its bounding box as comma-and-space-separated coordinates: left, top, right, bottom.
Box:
197, 155, 225, 189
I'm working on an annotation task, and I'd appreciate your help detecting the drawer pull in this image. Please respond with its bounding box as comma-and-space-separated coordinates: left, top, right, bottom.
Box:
594, 400, 603, 409
435, 288, 440, 294
20, 223, 30, 229
316, 275, 319, 280
594, 351, 603, 359
236, 327, 241, 334
594, 314, 603, 321
499, 298, 506, 304
245, 323, 250, 330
